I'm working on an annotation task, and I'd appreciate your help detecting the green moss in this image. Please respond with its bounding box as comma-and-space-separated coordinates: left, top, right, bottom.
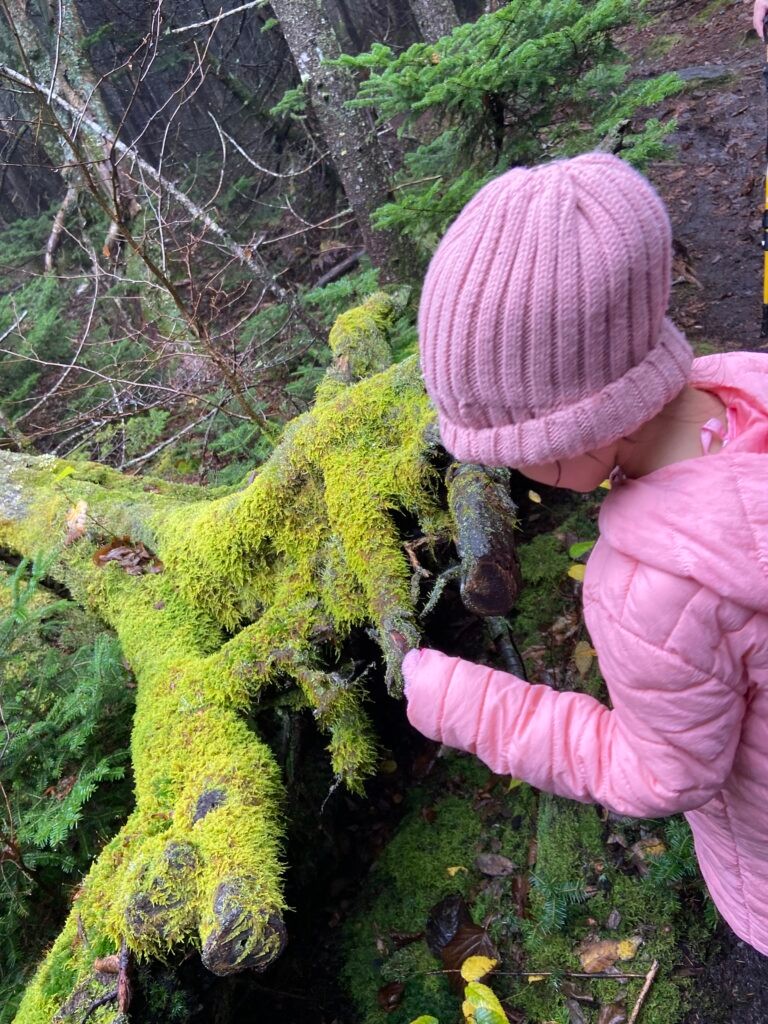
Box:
0, 292, 453, 1020
511, 533, 571, 650
343, 789, 484, 1024
644, 33, 682, 58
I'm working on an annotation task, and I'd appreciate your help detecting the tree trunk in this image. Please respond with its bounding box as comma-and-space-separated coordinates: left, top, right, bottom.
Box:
269, 0, 415, 282
409, 0, 459, 41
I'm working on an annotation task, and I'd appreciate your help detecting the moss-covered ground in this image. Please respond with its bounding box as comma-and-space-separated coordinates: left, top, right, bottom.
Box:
341, 490, 714, 1024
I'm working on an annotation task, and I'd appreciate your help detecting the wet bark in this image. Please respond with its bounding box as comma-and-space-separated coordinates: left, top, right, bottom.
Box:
409, 0, 460, 41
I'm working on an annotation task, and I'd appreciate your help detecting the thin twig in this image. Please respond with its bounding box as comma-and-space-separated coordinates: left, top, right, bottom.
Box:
16, 279, 98, 424
46, 0, 63, 106
628, 959, 660, 1024
217, 119, 329, 179
122, 408, 218, 469
169, 0, 265, 34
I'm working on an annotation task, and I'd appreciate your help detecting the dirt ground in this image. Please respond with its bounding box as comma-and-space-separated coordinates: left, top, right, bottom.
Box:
624, 0, 768, 353
622, 2, 768, 1018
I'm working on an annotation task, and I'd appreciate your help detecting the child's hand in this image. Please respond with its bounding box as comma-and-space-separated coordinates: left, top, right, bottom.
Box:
401, 647, 448, 742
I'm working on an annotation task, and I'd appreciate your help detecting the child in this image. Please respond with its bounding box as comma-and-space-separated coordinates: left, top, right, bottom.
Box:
402, 153, 768, 954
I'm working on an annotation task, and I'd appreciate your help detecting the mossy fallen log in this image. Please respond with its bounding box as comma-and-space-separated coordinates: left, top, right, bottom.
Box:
0, 290, 520, 1021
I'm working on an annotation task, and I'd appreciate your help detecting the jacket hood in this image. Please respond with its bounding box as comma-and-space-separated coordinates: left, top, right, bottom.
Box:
597, 353, 768, 614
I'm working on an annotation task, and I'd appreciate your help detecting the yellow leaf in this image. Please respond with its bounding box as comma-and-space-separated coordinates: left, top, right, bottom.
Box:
447, 865, 468, 877
527, 974, 546, 983
527, 490, 542, 503
462, 1000, 475, 1022
54, 465, 75, 482
599, 479, 611, 490
617, 936, 642, 961
507, 777, 522, 791
461, 956, 498, 982
567, 564, 586, 582
573, 640, 596, 676
463, 983, 507, 1021
410, 1018, 439, 1024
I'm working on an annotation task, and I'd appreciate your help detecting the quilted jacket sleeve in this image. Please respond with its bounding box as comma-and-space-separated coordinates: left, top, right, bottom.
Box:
404, 558, 750, 818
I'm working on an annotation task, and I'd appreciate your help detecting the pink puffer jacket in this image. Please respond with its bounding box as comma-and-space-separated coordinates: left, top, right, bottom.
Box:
404, 352, 768, 952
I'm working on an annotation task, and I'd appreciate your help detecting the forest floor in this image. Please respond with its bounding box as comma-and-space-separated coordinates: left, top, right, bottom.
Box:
627, 0, 768, 354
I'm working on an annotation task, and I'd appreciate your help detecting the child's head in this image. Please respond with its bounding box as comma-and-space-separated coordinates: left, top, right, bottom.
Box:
418, 153, 693, 485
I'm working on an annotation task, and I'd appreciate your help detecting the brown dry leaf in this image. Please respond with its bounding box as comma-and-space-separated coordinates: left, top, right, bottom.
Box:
596, 1002, 627, 1024
606, 908, 622, 931
578, 936, 642, 973
377, 981, 405, 1012
93, 537, 164, 575
475, 853, 516, 877
93, 955, 120, 974
578, 940, 622, 974
426, 895, 498, 994
43, 774, 77, 800
630, 836, 665, 876
64, 500, 88, 545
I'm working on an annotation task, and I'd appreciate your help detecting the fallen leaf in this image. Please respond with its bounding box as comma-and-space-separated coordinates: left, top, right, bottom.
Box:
447, 865, 468, 877
43, 774, 77, 800
596, 1002, 627, 1024
527, 974, 546, 983
93, 955, 120, 974
53, 465, 75, 482
461, 956, 498, 982
565, 997, 587, 1024
427, 896, 498, 994
578, 936, 642, 973
606, 908, 621, 930
65, 500, 88, 544
528, 490, 542, 503
377, 981, 405, 1012
463, 982, 508, 1023
390, 930, 424, 950
409, 1018, 439, 1024
617, 937, 642, 960
567, 564, 586, 582
475, 854, 516, 877
573, 641, 596, 676
93, 537, 164, 575
630, 837, 666, 876
568, 540, 595, 559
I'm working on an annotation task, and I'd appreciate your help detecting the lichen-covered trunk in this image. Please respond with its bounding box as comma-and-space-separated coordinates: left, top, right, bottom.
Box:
269, 0, 415, 282
1, 0, 140, 266
408, 0, 459, 41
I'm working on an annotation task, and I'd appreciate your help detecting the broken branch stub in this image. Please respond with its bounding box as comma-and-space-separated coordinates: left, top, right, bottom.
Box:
446, 463, 522, 617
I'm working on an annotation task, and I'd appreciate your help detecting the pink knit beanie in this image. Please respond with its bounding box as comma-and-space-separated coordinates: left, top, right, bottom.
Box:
418, 152, 693, 467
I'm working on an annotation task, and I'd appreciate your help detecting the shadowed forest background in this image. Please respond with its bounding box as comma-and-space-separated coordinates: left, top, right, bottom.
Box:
0, 1, 764, 1022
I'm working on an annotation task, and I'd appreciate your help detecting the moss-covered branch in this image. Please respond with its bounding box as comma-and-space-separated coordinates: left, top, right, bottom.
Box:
0, 289, 525, 1020
0, 291, 452, 1021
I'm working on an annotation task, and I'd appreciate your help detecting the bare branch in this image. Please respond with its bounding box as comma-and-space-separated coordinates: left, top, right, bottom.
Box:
122, 407, 218, 469
15, 277, 99, 424
214, 117, 329, 179
169, 1, 266, 35
0, 64, 324, 340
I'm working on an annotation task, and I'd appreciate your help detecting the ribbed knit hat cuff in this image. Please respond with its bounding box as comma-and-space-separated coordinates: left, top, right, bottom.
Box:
437, 318, 693, 467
